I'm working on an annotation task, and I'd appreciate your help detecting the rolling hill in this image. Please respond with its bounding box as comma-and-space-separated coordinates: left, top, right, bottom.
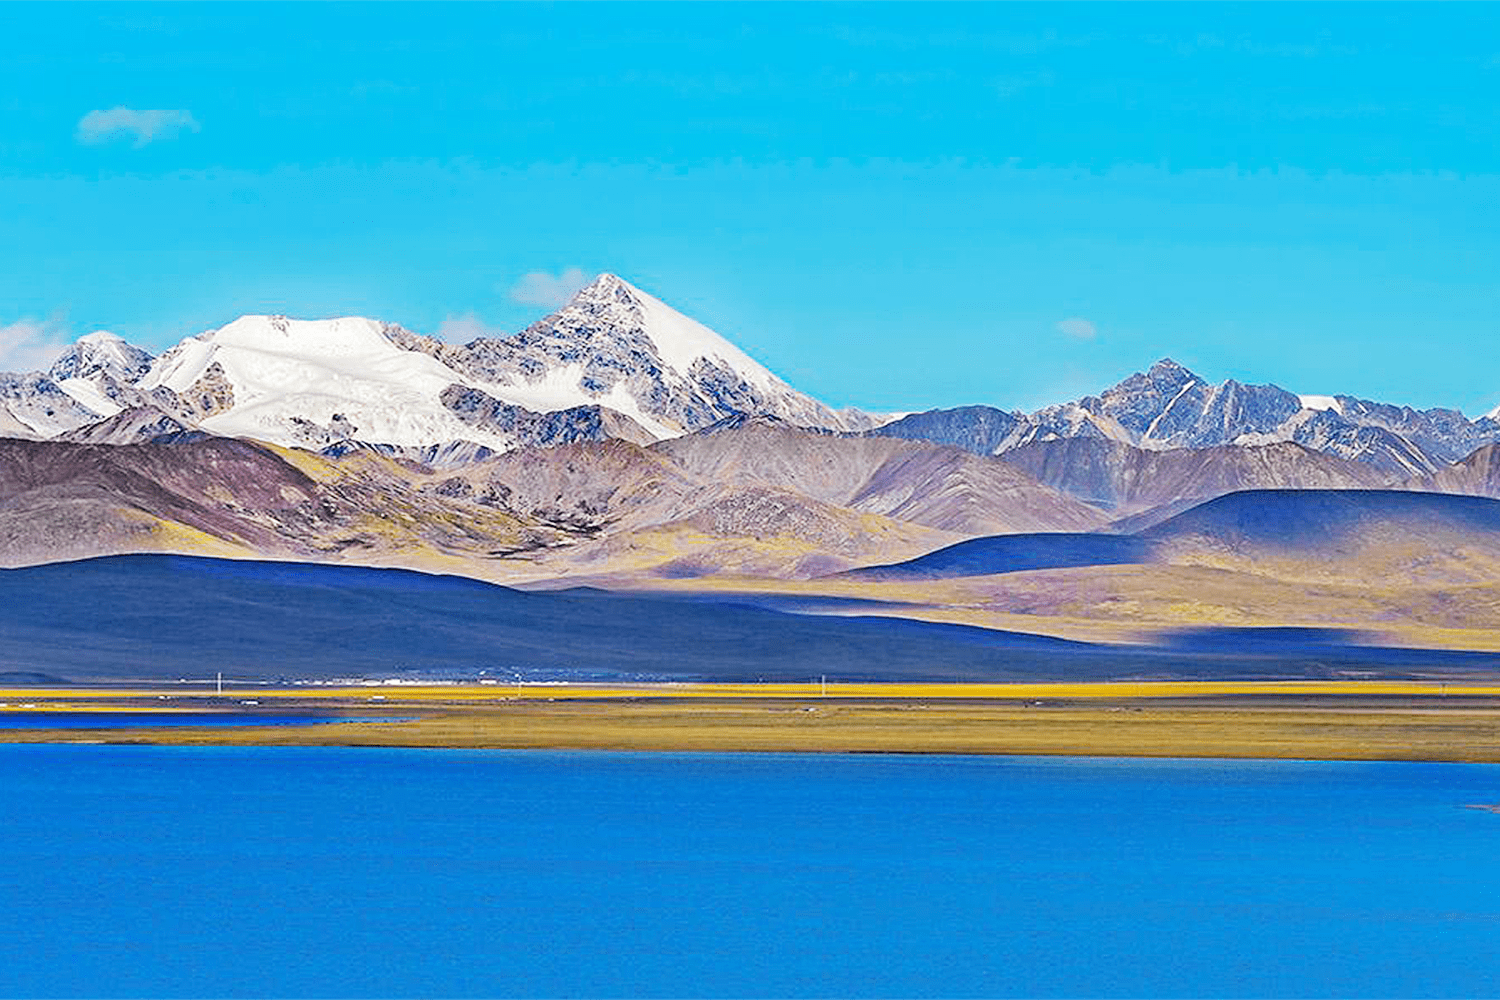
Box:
5, 553, 1496, 684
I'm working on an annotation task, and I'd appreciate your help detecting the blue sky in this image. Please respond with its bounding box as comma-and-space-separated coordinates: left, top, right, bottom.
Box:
2, 3, 1498, 414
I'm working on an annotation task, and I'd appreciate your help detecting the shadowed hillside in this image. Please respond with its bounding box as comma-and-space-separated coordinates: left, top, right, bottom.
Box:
1142, 489, 1500, 584
0, 554, 1123, 683
839, 489, 1500, 589
839, 533, 1156, 582
6, 554, 1497, 683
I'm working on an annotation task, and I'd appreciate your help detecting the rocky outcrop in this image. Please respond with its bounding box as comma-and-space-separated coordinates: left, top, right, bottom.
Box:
0, 372, 102, 436
439, 384, 656, 450
176, 362, 236, 422
869, 405, 1022, 455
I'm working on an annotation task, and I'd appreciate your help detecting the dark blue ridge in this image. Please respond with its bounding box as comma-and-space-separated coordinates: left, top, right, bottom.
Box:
0, 553, 1120, 683
840, 532, 1154, 581
6, 553, 1500, 683
1141, 488, 1500, 545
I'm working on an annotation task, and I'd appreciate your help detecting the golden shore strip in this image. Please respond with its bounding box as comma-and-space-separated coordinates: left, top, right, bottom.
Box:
2, 681, 1500, 762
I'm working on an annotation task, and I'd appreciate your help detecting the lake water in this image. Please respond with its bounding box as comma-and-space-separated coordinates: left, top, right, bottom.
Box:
0, 746, 1496, 998
0, 712, 399, 729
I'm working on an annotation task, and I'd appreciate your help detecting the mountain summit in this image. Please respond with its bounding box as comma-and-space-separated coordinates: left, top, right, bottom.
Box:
4, 278, 1500, 478
447, 273, 870, 438
874, 359, 1500, 478
0, 274, 879, 456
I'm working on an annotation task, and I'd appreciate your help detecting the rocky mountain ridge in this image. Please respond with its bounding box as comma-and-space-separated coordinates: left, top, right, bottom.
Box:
0, 417, 1104, 580
0, 274, 887, 459
877, 358, 1500, 477
3, 278, 1498, 489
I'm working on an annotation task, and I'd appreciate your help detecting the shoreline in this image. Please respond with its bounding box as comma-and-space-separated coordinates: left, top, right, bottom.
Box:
3, 683, 1500, 762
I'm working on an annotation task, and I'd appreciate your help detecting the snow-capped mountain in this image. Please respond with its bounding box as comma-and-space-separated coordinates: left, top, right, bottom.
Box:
48, 331, 161, 422
49, 330, 153, 383
3, 279, 1498, 479
875, 359, 1500, 478
1, 330, 173, 437
443, 273, 875, 436
138, 313, 524, 451
0, 273, 880, 456
0, 371, 104, 437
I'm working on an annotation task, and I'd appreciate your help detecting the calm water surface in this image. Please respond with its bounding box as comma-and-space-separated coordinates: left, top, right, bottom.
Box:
0, 712, 398, 729
0, 746, 1496, 998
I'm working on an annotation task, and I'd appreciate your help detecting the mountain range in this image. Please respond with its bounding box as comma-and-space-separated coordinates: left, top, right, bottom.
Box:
0, 274, 887, 462
8, 272, 1500, 662
5, 273, 1498, 479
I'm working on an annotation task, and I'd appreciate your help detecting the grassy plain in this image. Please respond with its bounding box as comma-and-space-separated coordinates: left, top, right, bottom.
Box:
584, 566, 1500, 651
3, 682, 1500, 762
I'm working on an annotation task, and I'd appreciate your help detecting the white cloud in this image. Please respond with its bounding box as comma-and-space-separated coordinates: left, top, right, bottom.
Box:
436, 312, 506, 342
76, 107, 200, 148
1056, 317, 1097, 340
508, 267, 588, 309
0, 319, 71, 373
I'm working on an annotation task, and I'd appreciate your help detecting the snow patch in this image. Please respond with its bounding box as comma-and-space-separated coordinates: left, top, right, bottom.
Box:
1298, 394, 1342, 414
55, 376, 122, 419
625, 280, 782, 393
487, 360, 679, 440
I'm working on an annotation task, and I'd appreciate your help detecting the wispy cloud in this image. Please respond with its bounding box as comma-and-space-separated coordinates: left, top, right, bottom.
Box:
508, 267, 588, 309
1056, 317, 1097, 340
76, 107, 199, 148
0, 319, 71, 373
436, 312, 506, 343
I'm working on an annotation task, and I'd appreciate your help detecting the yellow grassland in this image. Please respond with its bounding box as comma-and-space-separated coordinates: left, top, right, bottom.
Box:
5, 680, 1500, 702
584, 565, 1500, 650
146, 517, 255, 558
2, 695, 1500, 761
3, 683, 1500, 761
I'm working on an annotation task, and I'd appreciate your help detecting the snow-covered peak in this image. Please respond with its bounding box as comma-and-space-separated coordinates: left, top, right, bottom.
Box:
195, 314, 392, 359
1142, 357, 1205, 387
142, 315, 433, 394
136, 313, 531, 450
17, 277, 878, 454
448, 272, 857, 436
561, 273, 780, 392
48, 330, 153, 383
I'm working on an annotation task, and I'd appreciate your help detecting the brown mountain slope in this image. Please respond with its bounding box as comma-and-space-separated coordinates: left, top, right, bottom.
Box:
1000, 438, 1387, 523
428, 430, 982, 579
0, 417, 1107, 583
848, 447, 1106, 535
61, 405, 198, 445
0, 433, 969, 582
652, 417, 1106, 536
1142, 488, 1500, 586
651, 417, 914, 504
427, 438, 700, 533
0, 438, 556, 569
1409, 442, 1500, 498
533, 485, 963, 580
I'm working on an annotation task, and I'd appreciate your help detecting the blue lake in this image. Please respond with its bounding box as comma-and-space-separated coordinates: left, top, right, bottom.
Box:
0, 746, 1497, 998
0, 712, 397, 729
